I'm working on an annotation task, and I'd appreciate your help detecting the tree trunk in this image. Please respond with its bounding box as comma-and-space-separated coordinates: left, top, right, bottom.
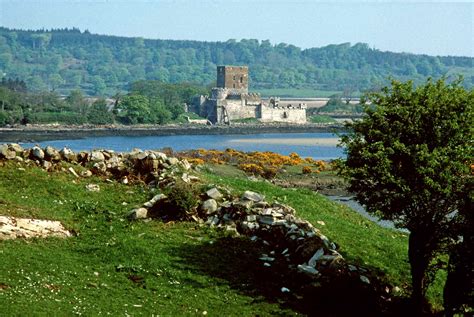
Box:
408, 229, 431, 315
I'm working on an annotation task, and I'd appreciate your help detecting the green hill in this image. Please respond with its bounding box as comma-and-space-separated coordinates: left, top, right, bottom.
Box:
0, 27, 472, 96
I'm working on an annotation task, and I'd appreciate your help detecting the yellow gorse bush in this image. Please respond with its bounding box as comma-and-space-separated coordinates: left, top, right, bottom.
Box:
177, 148, 326, 179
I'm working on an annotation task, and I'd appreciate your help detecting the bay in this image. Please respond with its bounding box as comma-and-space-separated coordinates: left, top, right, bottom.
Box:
22, 132, 344, 160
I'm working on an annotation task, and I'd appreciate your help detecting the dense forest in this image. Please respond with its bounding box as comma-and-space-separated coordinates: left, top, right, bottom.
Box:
0, 77, 206, 126
0, 27, 472, 96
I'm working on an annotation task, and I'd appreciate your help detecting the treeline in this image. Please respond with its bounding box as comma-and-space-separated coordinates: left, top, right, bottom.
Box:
0, 78, 206, 126
0, 27, 472, 95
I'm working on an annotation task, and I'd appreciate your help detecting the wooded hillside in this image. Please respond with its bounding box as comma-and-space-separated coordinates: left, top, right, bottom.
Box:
0, 27, 472, 96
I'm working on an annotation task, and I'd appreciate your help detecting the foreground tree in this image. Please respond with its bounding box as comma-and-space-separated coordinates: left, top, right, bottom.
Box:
339, 79, 473, 313
443, 193, 473, 316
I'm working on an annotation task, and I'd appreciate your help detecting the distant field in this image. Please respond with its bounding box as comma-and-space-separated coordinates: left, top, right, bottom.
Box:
254, 88, 345, 98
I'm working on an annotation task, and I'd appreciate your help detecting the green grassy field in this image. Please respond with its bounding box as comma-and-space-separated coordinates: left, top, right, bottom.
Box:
0, 161, 446, 315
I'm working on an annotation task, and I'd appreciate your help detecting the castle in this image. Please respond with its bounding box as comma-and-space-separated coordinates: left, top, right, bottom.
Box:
190, 66, 306, 124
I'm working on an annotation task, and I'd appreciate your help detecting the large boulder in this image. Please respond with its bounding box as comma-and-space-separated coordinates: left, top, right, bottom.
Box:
128, 208, 149, 220
242, 190, 265, 202
0, 144, 16, 160
201, 199, 218, 214
206, 188, 223, 200
90, 150, 105, 162
31, 146, 45, 160
44, 146, 61, 161
60, 147, 76, 162
8, 143, 23, 153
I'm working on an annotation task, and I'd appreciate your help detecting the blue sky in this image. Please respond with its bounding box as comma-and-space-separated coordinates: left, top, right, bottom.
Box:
0, 0, 472, 57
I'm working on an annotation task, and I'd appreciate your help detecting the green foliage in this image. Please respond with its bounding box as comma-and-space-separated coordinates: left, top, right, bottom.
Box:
66, 89, 88, 115
309, 114, 337, 124
339, 78, 473, 312
86, 99, 114, 125
0, 27, 472, 95
163, 181, 200, 220
130, 80, 207, 120
318, 96, 363, 113
29, 112, 87, 125
0, 110, 11, 125
116, 94, 150, 125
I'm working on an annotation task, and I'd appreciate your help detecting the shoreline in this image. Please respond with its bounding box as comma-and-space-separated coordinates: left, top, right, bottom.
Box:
0, 123, 346, 143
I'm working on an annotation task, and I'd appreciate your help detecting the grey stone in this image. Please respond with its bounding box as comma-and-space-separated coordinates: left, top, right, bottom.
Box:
68, 167, 79, 178
154, 151, 168, 161
90, 151, 105, 162
8, 143, 23, 153
92, 162, 107, 173
348, 265, 358, 272
60, 147, 76, 161
143, 194, 167, 208
201, 199, 218, 214
242, 190, 264, 202
258, 215, 284, 226
41, 160, 52, 170
308, 248, 325, 267
135, 151, 148, 160
181, 173, 190, 183
44, 146, 61, 161
85, 184, 100, 192
241, 221, 259, 231
206, 188, 223, 200
359, 275, 370, 284
31, 146, 45, 160
0, 216, 71, 240
246, 215, 257, 222
81, 170, 93, 177
297, 264, 319, 275
225, 225, 239, 236
167, 157, 179, 165
0, 144, 16, 159
179, 159, 192, 170
205, 216, 220, 226
128, 207, 148, 220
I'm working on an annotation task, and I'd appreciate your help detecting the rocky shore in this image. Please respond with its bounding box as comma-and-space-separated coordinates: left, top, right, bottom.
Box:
0, 122, 345, 143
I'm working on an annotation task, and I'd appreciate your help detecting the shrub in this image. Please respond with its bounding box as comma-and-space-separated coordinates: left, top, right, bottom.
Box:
302, 166, 312, 174
164, 181, 199, 220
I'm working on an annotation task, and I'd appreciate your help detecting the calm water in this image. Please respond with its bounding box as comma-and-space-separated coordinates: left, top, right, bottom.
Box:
22, 132, 344, 160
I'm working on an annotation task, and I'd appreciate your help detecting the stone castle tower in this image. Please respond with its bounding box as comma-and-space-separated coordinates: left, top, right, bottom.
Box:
191, 65, 306, 124
216, 66, 249, 94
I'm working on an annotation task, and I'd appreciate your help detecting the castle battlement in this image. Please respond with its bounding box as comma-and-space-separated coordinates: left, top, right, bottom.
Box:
191, 66, 306, 125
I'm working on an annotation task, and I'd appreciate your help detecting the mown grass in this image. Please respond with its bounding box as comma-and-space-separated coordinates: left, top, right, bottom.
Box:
0, 160, 445, 315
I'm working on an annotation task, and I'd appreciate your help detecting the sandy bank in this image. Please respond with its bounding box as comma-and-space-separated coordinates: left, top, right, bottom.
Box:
228, 137, 341, 146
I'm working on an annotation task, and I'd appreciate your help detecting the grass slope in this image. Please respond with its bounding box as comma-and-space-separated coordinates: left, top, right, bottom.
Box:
0, 161, 445, 315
